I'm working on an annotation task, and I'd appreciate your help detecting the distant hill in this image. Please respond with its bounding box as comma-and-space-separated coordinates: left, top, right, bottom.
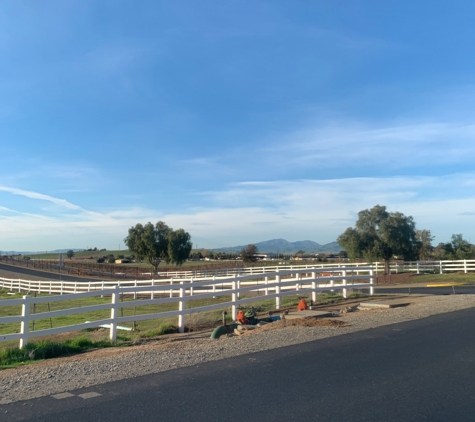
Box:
212, 239, 341, 254
0, 248, 84, 255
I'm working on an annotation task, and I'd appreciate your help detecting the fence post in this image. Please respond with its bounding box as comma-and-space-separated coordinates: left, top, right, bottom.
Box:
440, 261, 443, 274
312, 271, 317, 303
212, 276, 216, 298
416, 261, 420, 275
464, 260, 467, 274
151, 279, 155, 300
275, 270, 281, 310
19, 295, 31, 349
232, 277, 237, 320
134, 280, 137, 300
110, 285, 119, 342
170, 278, 174, 298
178, 281, 185, 333
370, 268, 374, 295
190, 277, 194, 297
342, 270, 347, 299
265, 276, 269, 296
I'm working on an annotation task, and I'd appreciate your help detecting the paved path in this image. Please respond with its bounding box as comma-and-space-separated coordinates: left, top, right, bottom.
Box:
4, 307, 475, 421
375, 284, 475, 295
0, 263, 91, 282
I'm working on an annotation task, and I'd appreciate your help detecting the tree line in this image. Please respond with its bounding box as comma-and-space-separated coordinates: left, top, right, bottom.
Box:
337, 204, 475, 274
118, 205, 474, 274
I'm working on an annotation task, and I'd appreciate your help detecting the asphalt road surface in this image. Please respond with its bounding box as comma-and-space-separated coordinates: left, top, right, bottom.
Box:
4, 307, 475, 421
375, 285, 475, 295
0, 263, 88, 282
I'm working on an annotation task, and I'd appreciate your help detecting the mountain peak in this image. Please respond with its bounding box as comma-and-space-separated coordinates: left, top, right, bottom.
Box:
212, 239, 340, 254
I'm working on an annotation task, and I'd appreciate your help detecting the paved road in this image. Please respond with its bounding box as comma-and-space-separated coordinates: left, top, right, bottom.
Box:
375, 285, 475, 295
0, 263, 89, 282
4, 307, 475, 421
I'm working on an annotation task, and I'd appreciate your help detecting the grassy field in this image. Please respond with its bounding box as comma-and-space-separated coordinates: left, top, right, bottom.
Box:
2, 272, 473, 346
0, 285, 369, 354
3, 270, 473, 367
403, 273, 475, 284
20, 250, 124, 260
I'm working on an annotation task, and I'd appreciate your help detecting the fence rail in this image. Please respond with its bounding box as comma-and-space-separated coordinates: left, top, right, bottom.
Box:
0, 266, 374, 348
157, 259, 475, 278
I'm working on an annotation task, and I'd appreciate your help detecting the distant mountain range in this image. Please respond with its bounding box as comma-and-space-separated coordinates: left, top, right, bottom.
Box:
0, 248, 84, 255
212, 239, 341, 254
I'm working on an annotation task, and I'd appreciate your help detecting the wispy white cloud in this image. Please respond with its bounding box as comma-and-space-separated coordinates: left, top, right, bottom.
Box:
0, 186, 82, 210
260, 122, 475, 170
0, 206, 18, 213
2, 173, 475, 251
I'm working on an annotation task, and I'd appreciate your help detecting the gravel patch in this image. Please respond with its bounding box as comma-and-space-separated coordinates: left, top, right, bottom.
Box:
1, 294, 475, 404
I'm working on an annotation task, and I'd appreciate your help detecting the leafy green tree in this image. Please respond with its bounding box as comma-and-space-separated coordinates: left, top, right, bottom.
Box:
337, 205, 419, 274
241, 244, 258, 263
66, 250, 75, 259
449, 233, 474, 259
338, 250, 348, 259
432, 242, 447, 260
166, 228, 192, 266
415, 229, 434, 260
124, 221, 192, 273
189, 251, 203, 260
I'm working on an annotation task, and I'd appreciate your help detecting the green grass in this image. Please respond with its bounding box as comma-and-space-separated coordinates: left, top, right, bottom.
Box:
0, 270, 396, 366
405, 273, 475, 284
0, 337, 115, 369
139, 323, 179, 338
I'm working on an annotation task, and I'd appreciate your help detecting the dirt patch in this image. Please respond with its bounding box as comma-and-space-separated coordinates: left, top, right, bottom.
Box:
245, 317, 349, 334
374, 272, 416, 285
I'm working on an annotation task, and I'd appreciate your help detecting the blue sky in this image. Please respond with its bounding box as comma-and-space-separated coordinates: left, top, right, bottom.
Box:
2, 1, 475, 252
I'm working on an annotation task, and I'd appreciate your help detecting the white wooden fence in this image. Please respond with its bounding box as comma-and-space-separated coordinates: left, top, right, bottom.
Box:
0, 266, 374, 348
158, 260, 475, 278
393, 260, 475, 274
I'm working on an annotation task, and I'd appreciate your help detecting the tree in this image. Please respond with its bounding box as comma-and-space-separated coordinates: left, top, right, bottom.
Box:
415, 229, 434, 260
166, 228, 192, 265
240, 244, 258, 263
338, 250, 348, 259
449, 234, 474, 259
432, 242, 448, 260
432, 234, 475, 260
66, 250, 75, 259
124, 221, 192, 273
337, 205, 419, 274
